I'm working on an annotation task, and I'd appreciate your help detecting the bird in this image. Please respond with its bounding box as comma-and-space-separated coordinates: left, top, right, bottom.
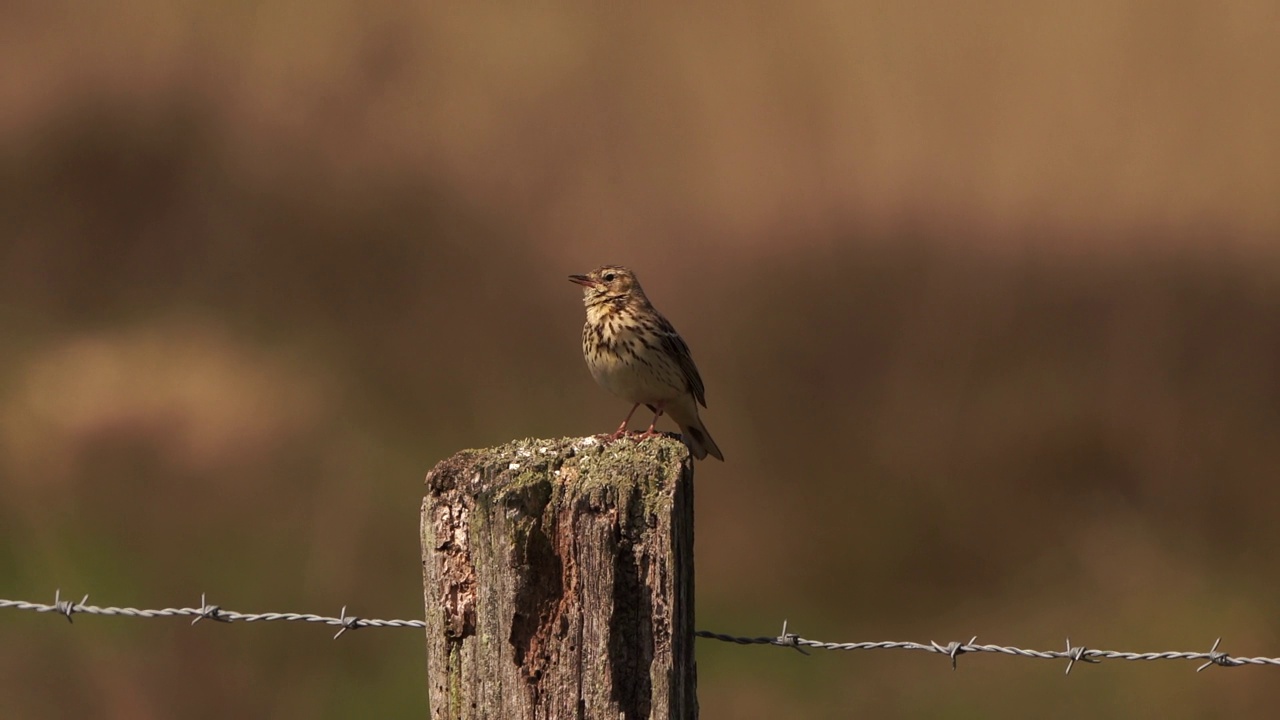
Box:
569, 265, 724, 461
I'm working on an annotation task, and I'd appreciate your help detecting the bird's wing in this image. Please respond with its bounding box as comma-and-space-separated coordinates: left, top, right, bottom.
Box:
657, 315, 708, 407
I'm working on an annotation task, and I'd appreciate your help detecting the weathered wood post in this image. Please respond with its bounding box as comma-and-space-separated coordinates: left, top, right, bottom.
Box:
421, 435, 697, 719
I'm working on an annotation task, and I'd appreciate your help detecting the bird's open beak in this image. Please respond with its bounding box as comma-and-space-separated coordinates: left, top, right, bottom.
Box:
568, 274, 597, 288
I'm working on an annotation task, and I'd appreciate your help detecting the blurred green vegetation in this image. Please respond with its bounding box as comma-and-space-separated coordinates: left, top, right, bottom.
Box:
3, 2, 1280, 718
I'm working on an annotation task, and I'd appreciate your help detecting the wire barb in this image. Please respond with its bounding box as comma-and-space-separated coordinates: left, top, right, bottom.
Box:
333, 606, 361, 639
931, 636, 978, 670
1196, 637, 1233, 672
51, 590, 88, 624
775, 619, 809, 655
1063, 638, 1099, 675
191, 593, 229, 626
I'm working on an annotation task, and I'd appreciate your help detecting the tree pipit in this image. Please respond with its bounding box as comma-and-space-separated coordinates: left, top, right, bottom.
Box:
569, 265, 724, 461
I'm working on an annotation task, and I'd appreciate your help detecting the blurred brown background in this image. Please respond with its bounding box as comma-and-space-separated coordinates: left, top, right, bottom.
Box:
3, 2, 1279, 718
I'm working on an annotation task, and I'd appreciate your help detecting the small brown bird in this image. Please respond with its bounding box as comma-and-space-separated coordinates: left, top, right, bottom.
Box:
569, 265, 724, 461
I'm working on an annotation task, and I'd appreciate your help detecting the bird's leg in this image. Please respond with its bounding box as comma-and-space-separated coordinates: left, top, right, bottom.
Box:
606, 404, 641, 441
637, 405, 664, 440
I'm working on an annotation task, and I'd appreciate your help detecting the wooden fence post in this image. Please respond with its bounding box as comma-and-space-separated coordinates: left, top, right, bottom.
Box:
421, 435, 697, 719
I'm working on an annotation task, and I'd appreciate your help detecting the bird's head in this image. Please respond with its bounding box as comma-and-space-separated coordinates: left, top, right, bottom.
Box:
568, 265, 645, 306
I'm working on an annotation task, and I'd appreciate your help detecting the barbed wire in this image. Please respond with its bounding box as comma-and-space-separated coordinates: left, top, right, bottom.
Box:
0, 590, 425, 639
4, 591, 1277, 673
694, 620, 1280, 674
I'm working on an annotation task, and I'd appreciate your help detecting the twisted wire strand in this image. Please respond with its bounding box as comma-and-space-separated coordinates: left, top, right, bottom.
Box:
5, 592, 1278, 671
694, 623, 1277, 673
1, 591, 426, 639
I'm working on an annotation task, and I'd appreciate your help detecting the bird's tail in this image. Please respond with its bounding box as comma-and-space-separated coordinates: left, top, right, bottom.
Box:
674, 414, 724, 462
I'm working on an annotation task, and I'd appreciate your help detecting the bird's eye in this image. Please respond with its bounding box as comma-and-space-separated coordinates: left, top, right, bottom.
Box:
603, 273, 616, 282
